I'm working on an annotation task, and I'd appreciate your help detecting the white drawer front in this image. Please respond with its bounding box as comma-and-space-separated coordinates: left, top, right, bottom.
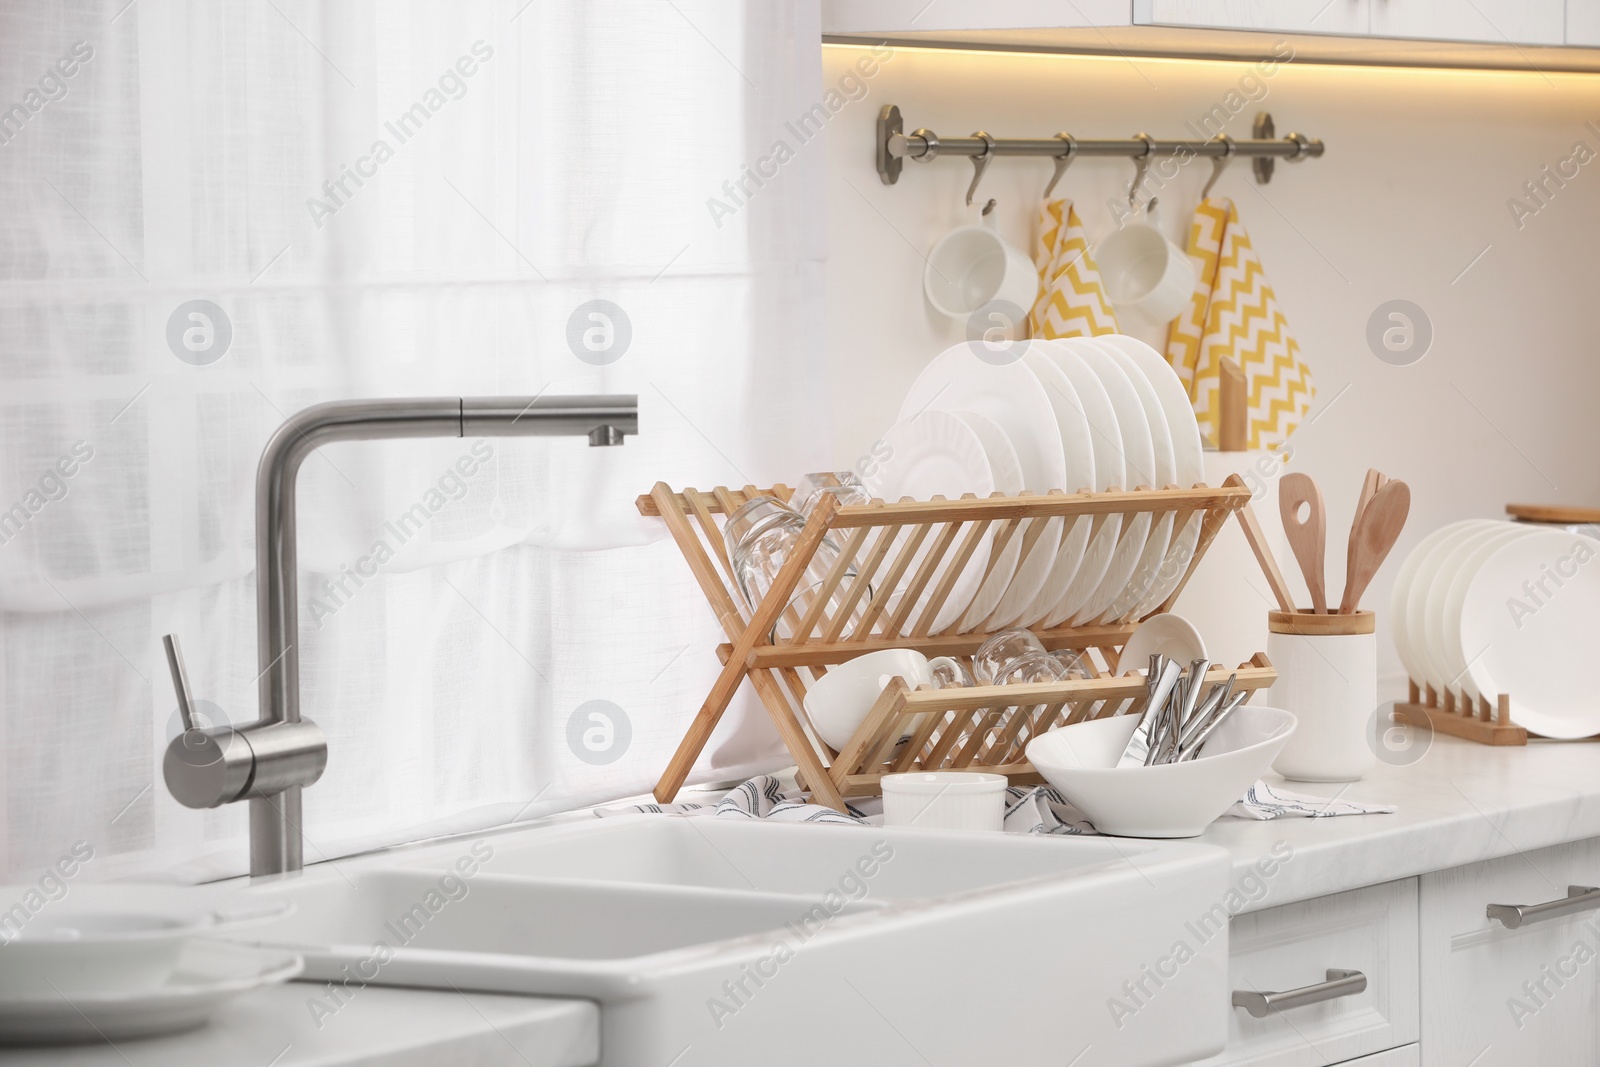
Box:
1192, 879, 1419, 1067
1421, 837, 1600, 1067
1335, 1045, 1419, 1065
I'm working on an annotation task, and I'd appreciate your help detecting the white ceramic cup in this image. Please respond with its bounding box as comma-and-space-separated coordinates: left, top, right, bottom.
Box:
1267, 611, 1378, 782
924, 223, 1038, 320
802, 648, 933, 752
1095, 221, 1197, 326
881, 771, 1006, 832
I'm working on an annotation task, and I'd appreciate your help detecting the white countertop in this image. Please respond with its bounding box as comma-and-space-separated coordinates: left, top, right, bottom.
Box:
1197, 734, 1600, 910
0, 984, 598, 1067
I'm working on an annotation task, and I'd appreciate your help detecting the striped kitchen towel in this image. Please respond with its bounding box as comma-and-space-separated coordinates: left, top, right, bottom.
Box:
1028, 199, 1119, 339
599, 774, 1392, 831
1165, 197, 1315, 450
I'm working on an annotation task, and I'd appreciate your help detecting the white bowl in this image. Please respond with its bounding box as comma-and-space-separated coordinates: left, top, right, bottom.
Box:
802, 649, 932, 752
1025, 706, 1296, 838
882, 772, 1007, 832
1115, 613, 1207, 675
0, 885, 290, 996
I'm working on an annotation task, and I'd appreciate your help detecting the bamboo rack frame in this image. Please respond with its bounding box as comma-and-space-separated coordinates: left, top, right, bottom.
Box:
641, 481, 1278, 811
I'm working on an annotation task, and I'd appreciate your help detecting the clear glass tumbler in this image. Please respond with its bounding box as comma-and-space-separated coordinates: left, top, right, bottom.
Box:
724, 496, 870, 640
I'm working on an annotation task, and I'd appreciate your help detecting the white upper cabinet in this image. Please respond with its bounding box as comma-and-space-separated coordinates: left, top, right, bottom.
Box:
821, 0, 1133, 33
1569, 0, 1600, 45
1134, 0, 1370, 36
824, 0, 1600, 53
1369, 0, 1564, 45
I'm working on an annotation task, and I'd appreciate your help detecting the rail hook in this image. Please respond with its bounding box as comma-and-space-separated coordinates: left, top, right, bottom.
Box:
1043, 133, 1077, 199
966, 130, 998, 206
1201, 134, 1236, 200
1128, 133, 1155, 208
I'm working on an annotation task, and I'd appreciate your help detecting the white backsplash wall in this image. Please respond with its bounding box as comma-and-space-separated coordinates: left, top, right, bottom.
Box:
821, 42, 1600, 683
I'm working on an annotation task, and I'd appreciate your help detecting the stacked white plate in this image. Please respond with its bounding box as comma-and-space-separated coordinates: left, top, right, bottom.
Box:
1390, 519, 1600, 738
0, 885, 299, 1043
874, 334, 1204, 635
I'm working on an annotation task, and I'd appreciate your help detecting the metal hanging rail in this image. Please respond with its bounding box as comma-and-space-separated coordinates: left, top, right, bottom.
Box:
876, 104, 1325, 202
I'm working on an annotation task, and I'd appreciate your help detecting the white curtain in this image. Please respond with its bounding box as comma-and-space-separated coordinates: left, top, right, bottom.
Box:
0, 0, 828, 882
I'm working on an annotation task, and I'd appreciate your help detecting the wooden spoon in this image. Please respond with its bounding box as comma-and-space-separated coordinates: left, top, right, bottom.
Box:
1279, 472, 1328, 614
1340, 480, 1410, 614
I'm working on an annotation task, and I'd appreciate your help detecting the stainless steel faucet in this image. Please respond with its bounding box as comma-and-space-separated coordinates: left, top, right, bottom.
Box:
161, 395, 638, 876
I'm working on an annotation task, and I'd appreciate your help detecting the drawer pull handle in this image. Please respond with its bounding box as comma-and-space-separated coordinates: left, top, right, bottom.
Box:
1487, 885, 1600, 930
1231, 969, 1366, 1018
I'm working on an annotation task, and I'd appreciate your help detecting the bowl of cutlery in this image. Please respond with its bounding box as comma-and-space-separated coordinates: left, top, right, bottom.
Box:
1025, 657, 1296, 837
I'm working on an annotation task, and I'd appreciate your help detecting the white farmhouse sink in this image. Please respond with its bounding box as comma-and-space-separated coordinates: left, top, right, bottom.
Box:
236, 816, 1231, 1067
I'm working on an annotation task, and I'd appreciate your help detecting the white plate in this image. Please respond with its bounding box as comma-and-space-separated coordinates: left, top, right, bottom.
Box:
899, 345, 1067, 631
1434, 524, 1535, 700
0, 940, 302, 1044
1091, 339, 1177, 623
0, 884, 293, 998
1404, 520, 1505, 692
1053, 338, 1159, 625
1013, 348, 1098, 626
949, 411, 1024, 631
1388, 519, 1486, 689
1097, 334, 1207, 616
1460, 528, 1600, 738
1037, 340, 1124, 625
863, 410, 996, 634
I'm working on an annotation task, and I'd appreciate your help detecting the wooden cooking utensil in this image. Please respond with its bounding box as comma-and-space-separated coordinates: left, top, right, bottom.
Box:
1340, 479, 1410, 614
1278, 472, 1328, 614
1222, 473, 1295, 612
1354, 468, 1384, 527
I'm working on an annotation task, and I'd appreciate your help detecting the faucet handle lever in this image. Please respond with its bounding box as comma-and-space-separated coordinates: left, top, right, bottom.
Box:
163, 633, 198, 732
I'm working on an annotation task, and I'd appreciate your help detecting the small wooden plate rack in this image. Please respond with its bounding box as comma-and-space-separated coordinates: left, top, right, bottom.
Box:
640, 481, 1278, 811
1394, 682, 1527, 746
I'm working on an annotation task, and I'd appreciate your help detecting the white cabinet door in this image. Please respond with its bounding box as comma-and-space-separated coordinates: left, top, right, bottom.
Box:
1569, 1, 1600, 45
1369, 0, 1564, 44
1193, 879, 1419, 1067
1135, 0, 1369, 35
1420, 838, 1600, 1067
1336, 1046, 1419, 1065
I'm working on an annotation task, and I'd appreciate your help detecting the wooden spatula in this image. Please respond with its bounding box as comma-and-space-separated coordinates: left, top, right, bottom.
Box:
1279, 472, 1328, 613
1353, 468, 1385, 528
1340, 479, 1410, 614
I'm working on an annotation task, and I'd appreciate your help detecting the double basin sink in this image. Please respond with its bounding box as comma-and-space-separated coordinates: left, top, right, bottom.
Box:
233, 814, 1232, 1066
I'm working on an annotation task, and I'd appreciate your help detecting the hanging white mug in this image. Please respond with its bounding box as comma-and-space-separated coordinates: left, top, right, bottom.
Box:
1096, 205, 1197, 327
923, 209, 1038, 322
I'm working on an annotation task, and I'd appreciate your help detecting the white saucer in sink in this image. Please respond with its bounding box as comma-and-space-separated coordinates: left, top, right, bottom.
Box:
0, 940, 302, 1044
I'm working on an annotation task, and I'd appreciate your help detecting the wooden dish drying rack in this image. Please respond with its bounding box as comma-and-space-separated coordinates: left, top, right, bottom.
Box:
640, 481, 1278, 811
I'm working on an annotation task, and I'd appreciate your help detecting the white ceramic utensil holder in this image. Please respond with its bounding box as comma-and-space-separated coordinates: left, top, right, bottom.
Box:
1267, 610, 1377, 782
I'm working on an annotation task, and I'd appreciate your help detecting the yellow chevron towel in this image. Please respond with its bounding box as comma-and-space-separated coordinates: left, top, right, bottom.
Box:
1028, 200, 1119, 339
1165, 198, 1314, 450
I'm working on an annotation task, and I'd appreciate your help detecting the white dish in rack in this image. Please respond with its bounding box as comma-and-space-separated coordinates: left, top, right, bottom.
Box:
1037, 340, 1124, 626
1091, 338, 1176, 622
950, 410, 1024, 629
1016, 347, 1098, 626
899, 345, 1066, 631
863, 410, 995, 633
1052, 338, 1156, 625
1096, 334, 1206, 616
